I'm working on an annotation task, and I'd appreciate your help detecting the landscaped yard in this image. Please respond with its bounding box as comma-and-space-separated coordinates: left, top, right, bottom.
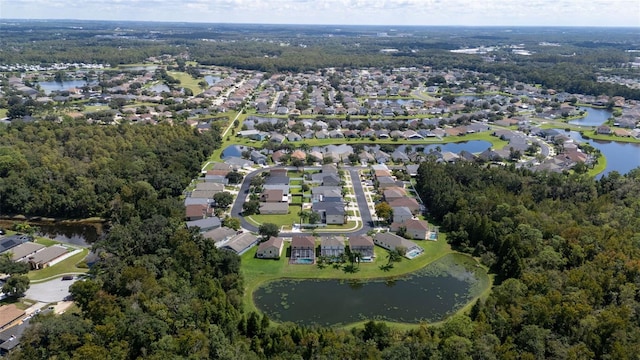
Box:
28, 248, 89, 281
247, 204, 302, 227
241, 233, 455, 320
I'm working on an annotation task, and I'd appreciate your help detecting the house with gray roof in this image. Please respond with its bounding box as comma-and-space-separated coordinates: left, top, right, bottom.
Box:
392, 206, 413, 224
6, 242, 45, 262
0, 235, 30, 254
204, 227, 237, 244
222, 233, 259, 255
320, 236, 345, 259
186, 217, 221, 232
348, 235, 375, 261
259, 202, 289, 215
256, 237, 284, 259
27, 245, 69, 270
224, 157, 254, 169
312, 201, 346, 224
373, 232, 423, 259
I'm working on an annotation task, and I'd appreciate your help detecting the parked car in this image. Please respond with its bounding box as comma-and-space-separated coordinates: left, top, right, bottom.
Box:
61, 275, 74, 281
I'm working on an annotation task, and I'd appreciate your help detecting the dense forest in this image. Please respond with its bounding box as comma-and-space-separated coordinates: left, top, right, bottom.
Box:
9, 118, 640, 358
0, 120, 220, 220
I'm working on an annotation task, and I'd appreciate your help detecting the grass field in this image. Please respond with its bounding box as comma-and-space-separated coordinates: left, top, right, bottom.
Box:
240, 233, 475, 329
0, 109, 7, 118
247, 204, 302, 227
168, 71, 204, 96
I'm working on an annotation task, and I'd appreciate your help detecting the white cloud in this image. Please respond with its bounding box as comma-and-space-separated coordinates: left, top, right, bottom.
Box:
1, 0, 638, 26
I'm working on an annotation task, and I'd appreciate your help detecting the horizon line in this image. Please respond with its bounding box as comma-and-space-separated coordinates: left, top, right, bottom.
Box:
2, 18, 639, 29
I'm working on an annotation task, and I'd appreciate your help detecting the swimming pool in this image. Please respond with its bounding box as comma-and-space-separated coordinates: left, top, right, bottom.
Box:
406, 249, 423, 259
293, 258, 314, 264
429, 232, 437, 240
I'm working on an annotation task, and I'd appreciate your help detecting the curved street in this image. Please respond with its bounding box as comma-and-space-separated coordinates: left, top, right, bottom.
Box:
230, 166, 374, 237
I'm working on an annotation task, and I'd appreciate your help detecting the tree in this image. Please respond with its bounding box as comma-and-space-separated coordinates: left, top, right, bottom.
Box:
375, 202, 393, 224
213, 191, 234, 209
243, 200, 260, 216
258, 223, 279, 240
298, 210, 310, 224
3, 274, 29, 298
308, 211, 321, 225
222, 217, 241, 230
0, 253, 29, 275
226, 171, 244, 184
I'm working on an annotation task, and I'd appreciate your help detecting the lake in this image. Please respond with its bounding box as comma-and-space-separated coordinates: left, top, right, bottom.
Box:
568, 107, 612, 127
391, 141, 492, 155
38, 80, 93, 95
253, 254, 489, 326
557, 130, 640, 176
205, 75, 220, 86
149, 84, 171, 93
0, 220, 102, 247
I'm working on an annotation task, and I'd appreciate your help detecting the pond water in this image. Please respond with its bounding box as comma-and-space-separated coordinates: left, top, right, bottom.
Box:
221, 145, 251, 159
568, 107, 613, 127
367, 99, 408, 106
0, 220, 102, 247
391, 141, 492, 155
149, 84, 171, 93
557, 130, 640, 176
120, 65, 158, 71
38, 80, 93, 95
205, 75, 220, 85
254, 254, 488, 326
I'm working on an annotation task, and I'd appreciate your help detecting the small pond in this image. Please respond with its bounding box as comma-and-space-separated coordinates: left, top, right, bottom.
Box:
0, 220, 102, 247
38, 80, 93, 95
254, 253, 489, 326
205, 75, 220, 86
568, 107, 613, 127
149, 84, 171, 93
388, 141, 492, 155
222, 145, 254, 159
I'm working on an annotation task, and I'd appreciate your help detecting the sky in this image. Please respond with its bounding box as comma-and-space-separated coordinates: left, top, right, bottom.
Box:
1, 0, 639, 27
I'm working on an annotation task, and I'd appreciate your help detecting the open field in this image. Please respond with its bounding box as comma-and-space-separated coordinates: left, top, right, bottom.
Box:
168, 71, 204, 96
247, 204, 302, 228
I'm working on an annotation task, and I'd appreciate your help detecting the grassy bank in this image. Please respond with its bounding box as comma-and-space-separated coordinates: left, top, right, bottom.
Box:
241, 234, 453, 314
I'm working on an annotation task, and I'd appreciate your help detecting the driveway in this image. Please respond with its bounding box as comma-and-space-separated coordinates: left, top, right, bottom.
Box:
25, 277, 78, 303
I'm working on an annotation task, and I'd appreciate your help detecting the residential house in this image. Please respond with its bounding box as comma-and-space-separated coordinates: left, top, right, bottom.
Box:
597, 125, 612, 135
250, 150, 268, 165
204, 174, 229, 184
272, 150, 287, 163
185, 204, 209, 221
195, 182, 225, 192
203, 227, 237, 245
311, 186, 343, 202
291, 150, 306, 161
27, 245, 69, 270
186, 217, 222, 232
0, 235, 30, 254
388, 197, 420, 215
270, 133, 286, 144
405, 164, 419, 177
392, 206, 413, 224
377, 176, 402, 189
261, 189, 286, 203
320, 236, 345, 259
6, 242, 45, 262
256, 237, 284, 259
0, 305, 25, 330
222, 233, 259, 255
287, 132, 302, 142
312, 201, 346, 224
383, 187, 406, 202
308, 151, 323, 162
348, 235, 375, 261
259, 202, 289, 215
391, 219, 430, 240
373, 232, 423, 259
290, 235, 316, 264
0, 317, 30, 354
224, 157, 254, 169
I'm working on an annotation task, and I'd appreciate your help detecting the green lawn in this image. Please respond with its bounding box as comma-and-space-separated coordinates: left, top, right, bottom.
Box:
326, 221, 357, 230
291, 195, 303, 204
247, 205, 302, 227
34, 238, 59, 247
0, 109, 7, 118
168, 71, 204, 96
28, 248, 89, 281
241, 234, 455, 319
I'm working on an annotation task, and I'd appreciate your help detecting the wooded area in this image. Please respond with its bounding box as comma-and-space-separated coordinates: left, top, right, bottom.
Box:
0, 120, 220, 221
10, 122, 640, 358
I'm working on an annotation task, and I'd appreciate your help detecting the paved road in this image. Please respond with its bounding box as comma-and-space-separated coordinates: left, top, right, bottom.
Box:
25, 277, 78, 303
230, 166, 374, 237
